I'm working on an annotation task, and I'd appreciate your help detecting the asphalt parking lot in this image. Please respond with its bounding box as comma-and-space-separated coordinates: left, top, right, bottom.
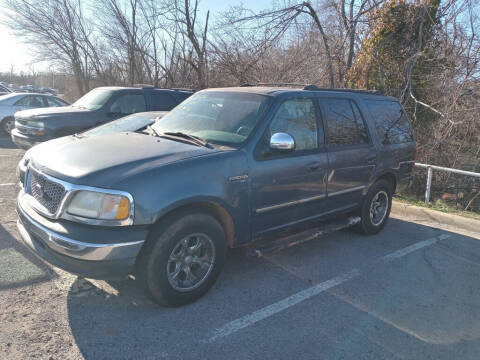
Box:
1, 135, 480, 360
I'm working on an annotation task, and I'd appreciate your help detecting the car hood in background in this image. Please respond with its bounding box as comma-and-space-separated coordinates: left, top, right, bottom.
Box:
29, 132, 221, 187
15, 106, 88, 119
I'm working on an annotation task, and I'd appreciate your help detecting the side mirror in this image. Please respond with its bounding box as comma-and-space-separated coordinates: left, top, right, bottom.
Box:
269, 132, 295, 151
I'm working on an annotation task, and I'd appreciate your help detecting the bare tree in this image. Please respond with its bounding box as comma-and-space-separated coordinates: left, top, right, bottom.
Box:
2, 0, 93, 94
226, 1, 336, 87
168, 0, 210, 88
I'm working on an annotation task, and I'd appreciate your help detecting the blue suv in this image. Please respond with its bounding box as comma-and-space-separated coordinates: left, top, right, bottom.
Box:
11, 86, 192, 149
16, 85, 415, 306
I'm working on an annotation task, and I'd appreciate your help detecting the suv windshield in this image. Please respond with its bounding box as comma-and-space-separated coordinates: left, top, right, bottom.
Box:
72, 89, 112, 110
152, 91, 271, 146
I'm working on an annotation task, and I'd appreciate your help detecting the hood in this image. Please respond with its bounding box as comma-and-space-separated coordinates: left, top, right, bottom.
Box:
29, 132, 220, 187
15, 106, 89, 119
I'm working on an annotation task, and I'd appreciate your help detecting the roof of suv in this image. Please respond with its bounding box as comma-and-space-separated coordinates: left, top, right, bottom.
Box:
202, 85, 396, 100
95, 86, 194, 93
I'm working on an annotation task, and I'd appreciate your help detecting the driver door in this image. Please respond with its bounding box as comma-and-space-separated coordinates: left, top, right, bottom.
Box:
250, 97, 328, 238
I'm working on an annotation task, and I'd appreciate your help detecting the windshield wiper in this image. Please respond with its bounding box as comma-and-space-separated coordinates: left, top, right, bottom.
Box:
161, 131, 212, 148
147, 125, 162, 137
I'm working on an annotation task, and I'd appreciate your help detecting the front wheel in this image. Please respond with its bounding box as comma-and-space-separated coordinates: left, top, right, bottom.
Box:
136, 212, 227, 306
355, 179, 393, 235
2, 117, 14, 135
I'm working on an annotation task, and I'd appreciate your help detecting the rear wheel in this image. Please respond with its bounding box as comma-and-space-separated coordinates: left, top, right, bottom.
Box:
1, 117, 14, 135
136, 212, 227, 306
355, 179, 393, 235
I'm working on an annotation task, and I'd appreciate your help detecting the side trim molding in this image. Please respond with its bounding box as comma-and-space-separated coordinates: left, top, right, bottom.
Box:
255, 193, 326, 214
328, 185, 365, 197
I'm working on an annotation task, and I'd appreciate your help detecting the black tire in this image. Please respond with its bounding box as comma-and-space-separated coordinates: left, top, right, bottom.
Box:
136, 211, 227, 306
1, 117, 14, 135
355, 179, 393, 235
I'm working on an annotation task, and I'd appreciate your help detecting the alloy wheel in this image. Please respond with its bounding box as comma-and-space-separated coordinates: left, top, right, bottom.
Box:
369, 190, 389, 226
166, 233, 215, 292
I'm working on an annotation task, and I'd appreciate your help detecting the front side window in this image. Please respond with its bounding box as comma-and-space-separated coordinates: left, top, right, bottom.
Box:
15, 95, 44, 107
269, 98, 319, 151
365, 100, 414, 145
320, 98, 368, 146
72, 89, 113, 110
46, 97, 67, 107
110, 94, 146, 115
152, 91, 271, 146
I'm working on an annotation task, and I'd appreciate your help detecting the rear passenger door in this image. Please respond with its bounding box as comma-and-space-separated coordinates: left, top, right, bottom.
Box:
318, 97, 377, 211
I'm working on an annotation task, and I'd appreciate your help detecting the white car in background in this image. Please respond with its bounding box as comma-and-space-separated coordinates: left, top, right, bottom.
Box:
0, 92, 69, 135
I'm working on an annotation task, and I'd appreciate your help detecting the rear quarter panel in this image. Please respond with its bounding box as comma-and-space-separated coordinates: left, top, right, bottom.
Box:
356, 95, 416, 189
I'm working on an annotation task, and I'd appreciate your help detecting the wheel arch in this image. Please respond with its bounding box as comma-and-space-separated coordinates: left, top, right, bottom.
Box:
365, 171, 397, 195
149, 200, 236, 248
1, 116, 14, 133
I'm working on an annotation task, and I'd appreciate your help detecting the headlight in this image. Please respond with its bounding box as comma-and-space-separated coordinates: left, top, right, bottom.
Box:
27, 120, 44, 128
15, 120, 45, 136
66, 190, 132, 221
15, 120, 44, 128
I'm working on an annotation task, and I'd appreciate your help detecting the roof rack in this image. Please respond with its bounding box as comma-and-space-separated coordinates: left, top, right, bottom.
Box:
257, 82, 309, 88
303, 85, 382, 95
240, 83, 382, 95
132, 84, 195, 92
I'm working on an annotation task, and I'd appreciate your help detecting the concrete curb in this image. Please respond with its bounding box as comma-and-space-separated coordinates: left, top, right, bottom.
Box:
391, 200, 480, 235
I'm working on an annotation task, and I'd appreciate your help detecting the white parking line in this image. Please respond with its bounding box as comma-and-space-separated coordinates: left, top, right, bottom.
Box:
205, 234, 452, 343
382, 233, 450, 261
0, 183, 16, 186
205, 269, 360, 343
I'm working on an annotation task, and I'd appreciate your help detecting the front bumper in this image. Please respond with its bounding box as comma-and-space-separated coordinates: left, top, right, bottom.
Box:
11, 129, 42, 150
16, 193, 147, 279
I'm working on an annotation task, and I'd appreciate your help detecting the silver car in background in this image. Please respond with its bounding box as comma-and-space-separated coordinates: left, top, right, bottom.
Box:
0, 92, 69, 134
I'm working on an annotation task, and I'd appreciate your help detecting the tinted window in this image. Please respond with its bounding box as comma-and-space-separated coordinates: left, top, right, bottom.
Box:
320, 98, 367, 146
365, 100, 413, 144
177, 92, 193, 101
269, 98, 319, 151
151, 92, 177, 111
15, 95, 44, 107
351, 102, 369, 143
110, 94, 146, 115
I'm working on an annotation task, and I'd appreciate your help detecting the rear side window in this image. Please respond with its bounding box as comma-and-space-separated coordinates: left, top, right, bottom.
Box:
365, 100, 413, 145
151, 92, 177, 111
319, 98, 368, 146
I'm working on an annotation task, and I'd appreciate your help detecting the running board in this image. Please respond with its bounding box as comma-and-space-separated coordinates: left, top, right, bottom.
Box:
247, 216, 361, 258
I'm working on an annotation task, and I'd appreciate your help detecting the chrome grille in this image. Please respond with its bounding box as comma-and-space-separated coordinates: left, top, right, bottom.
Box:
29, 168, 66, 215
